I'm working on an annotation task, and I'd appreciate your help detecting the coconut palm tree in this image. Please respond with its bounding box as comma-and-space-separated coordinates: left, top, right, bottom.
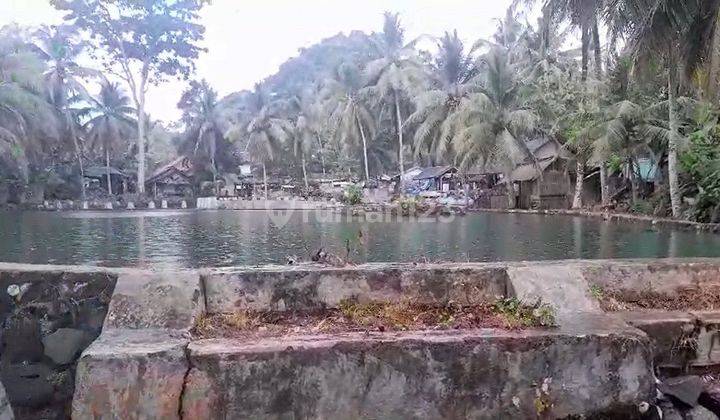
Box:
604, 0, 720, 217
535, 0, 603, 81
594, 99, 654, 205
450, 48, 538, 208
288, 89, 324, 189
407, 30, 478, 165
0, 25, 59, 181
226, 85, 291, 198
322, 63, 375, 181
34, 25, 98, 199
78, 82, 136, 195
178, 80, 227, 194
364, 12, 424, 189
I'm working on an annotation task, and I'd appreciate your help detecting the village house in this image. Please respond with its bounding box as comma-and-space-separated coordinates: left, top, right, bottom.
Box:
145, 156, 195, 199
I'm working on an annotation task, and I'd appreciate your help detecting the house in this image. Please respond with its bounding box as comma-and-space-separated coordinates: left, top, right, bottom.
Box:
412, 166, 459, 193
84, 166, 131, 196
511, 138, 570, 210
145, 156, 194, 198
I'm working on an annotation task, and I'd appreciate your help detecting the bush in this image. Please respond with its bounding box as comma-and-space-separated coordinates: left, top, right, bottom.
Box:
343, 184, 363, 205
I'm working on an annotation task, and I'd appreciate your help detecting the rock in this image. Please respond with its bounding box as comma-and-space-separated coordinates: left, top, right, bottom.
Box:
1, 314, 44, 363
686, 406, 718, 420
148, 201, 156, 209
126, 202, 135, 210
103, 271, 204, 331
0, 380, 13, 420
1, 363, 54, 408
161, 199, 168, 209
42, 328, 89, 365
72, 329, 189, 420
658, 376, 704, 407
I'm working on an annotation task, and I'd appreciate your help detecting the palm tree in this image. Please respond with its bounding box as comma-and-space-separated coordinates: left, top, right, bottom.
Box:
178, 80, 227, 195
289, 90, 324, 189
34, 25, 97, 200
364, 12, 424, 189
78, 82, 135, 195
322, 63, 375, 181
226, 85, 291, 198
594, 99, 653, 205
0, 25, 58, 181
450, 48, 538, 208
605, 0, 720, 217
407, 30, 478, 165
537, 0, 603, 81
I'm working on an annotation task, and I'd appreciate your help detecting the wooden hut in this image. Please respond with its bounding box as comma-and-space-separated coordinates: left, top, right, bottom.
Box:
145, 156, 194, 198
511, 138, 570, 210
413, 166, 459, 192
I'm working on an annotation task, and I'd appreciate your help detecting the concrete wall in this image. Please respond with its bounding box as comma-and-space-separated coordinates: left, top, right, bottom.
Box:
218, 199, 337, 210
183, 329, 653, 419
0, 259, 718, 419
203, 263, 509, 313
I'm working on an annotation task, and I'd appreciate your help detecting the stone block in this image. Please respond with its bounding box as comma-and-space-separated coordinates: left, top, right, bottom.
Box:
182, 329, 654, 419
104, 271, 204, 331
203, 263, 508, 314
72, 329, 189, 420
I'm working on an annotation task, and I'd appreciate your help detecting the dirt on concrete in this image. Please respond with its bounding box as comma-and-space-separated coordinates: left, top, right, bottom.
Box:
192, 298, 557, 339
595, 286, 720, 311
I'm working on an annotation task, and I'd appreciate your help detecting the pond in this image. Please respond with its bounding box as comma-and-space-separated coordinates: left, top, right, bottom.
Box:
1, 209, 719, 268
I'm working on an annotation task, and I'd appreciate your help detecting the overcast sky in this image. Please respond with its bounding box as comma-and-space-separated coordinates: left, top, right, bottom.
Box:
2, 0, 515, 123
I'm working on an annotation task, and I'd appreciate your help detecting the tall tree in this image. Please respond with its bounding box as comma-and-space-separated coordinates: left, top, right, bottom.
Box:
178, 80, 227, 194
407, 31, 478, 165
450, 48, 537, 208
364, 12, 423, 190
34, 25, 97, 199
0, 25, 59, 181
226, 85, 291, 198
606, 0, 720, 217
322, 63, 375, 181
289, 89, 324, 189
52, 0, 206, 194
78, 81, 136, 195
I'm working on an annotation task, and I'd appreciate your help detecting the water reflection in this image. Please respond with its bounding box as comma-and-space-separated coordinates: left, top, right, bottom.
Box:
1, 210, 720, 268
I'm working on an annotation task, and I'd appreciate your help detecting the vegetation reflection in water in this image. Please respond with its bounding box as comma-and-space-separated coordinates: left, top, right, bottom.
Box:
1, 210, 720, 268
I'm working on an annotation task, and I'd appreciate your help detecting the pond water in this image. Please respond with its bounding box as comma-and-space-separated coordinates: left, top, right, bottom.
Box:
1, 209, 719, 268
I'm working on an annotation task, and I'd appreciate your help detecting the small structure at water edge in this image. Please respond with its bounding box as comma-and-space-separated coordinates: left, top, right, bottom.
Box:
146, 156, 194, 199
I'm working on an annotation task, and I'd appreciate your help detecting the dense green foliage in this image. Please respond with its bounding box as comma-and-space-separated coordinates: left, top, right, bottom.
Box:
3, 1, 720, 221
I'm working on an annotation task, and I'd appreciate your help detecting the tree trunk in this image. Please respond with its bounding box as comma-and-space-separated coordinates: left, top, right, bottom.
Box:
506, 177, 516, 209
572, 161, 584, 209
301, 153, 309, 189
356, 116, 370, 181
136, 75, 147, 194
707, 10, 720, 101
591, 15, 602, 80
667, 68, 682, 218
212, 154, 217, 196
70, 125, 85, 201
106, 147, 112, 196
540, 5, 551, 59
630, 160, 640, 205
394, 91, 405, 193
316, 135, 326, 176
600, 163, 609, 206
581, 24, 590, 82
262, 162, 268, 199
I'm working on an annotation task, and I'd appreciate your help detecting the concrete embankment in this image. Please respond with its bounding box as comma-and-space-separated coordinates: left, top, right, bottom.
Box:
2, 259, 720, 418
